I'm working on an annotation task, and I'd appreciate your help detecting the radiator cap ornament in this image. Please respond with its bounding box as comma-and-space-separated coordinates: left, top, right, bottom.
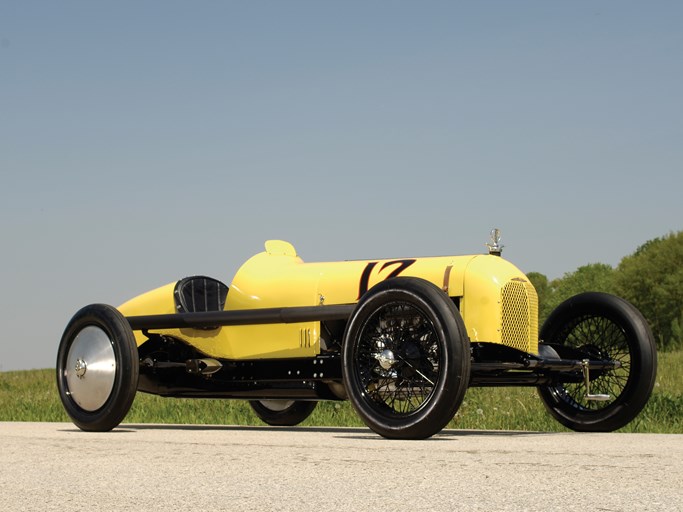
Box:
486, 228, 504, 256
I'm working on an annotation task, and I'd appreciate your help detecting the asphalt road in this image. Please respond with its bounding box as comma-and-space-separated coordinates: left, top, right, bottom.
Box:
1, 422, 681, 511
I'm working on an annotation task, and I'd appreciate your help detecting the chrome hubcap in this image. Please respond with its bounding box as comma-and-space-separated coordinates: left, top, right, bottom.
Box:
74, 358, 87, 378
258, 400, 295, 412
376, 349, 397, 370
65, 326, 116, 411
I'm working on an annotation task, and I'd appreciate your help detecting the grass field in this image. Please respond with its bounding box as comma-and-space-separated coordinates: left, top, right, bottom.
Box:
1, 351, 681, 433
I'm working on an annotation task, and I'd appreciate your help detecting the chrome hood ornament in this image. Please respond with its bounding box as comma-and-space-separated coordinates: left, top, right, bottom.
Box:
486, 228, 504, 256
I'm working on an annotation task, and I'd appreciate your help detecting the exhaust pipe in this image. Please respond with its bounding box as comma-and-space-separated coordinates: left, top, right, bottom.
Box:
186, 358, 222, 375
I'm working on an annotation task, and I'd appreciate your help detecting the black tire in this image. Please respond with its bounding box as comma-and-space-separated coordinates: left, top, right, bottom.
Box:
248, 400, 317, 426
342, 277, 470, 439
56, 304, 139, 431
537, 292, 657, 432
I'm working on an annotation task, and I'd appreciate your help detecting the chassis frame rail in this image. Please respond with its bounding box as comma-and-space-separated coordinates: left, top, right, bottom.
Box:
127, 304, 356, 330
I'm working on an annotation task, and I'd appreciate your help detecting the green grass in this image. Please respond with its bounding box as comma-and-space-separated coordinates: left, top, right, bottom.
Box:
1, 351, 681, 433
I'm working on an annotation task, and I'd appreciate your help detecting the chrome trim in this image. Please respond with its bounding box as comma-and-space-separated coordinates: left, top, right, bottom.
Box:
486, 228, 504, 256
376, 349, 397, 370
65, 326, 116, 411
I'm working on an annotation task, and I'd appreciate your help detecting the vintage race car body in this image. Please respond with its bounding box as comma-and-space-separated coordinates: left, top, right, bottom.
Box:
57, 231, 657, 439
119, 240, 538, 360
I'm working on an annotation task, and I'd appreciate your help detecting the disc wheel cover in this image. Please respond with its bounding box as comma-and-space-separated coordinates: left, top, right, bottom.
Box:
64, 325, 117, 412
56, 304, 139, 432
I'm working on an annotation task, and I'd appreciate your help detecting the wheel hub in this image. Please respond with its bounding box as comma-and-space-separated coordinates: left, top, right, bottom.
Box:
74, 358, 87, 378
376, 349, 397, 370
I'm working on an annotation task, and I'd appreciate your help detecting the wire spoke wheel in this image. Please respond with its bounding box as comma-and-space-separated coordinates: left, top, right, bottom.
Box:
356, 303, 440, 416
549, 314, 631, 411
343, 277, 470, 439
538, 292, 657, 432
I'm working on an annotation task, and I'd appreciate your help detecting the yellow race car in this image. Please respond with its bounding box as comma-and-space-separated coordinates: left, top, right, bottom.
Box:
56, 230, 657, 439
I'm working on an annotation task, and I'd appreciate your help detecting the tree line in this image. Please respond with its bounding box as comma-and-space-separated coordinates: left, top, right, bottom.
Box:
528, 230, 683, 351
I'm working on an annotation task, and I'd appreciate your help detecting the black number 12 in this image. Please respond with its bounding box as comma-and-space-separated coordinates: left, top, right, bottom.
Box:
357, 259, 416, 299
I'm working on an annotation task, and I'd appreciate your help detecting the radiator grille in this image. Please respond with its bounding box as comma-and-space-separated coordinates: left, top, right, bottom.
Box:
501, 280, 539, 354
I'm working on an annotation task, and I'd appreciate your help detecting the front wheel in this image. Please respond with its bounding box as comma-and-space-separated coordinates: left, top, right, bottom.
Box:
56, 304, 139, 431
537, 292, 657, 432
248, 400, 317, 426
342, 277, 470, 439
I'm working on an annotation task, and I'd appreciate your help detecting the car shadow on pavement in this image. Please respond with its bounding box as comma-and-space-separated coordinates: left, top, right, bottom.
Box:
58, 423, 558, 439
120, 423, 371, 435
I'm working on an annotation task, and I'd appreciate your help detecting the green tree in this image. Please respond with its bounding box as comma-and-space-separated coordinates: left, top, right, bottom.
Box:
528, 264, 616, 327
551, 263, 616, 299
615, 231, 683, 350
527, 272, 552, 324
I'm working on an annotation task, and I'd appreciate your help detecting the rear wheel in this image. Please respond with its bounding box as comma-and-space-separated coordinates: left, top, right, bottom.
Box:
342, 277, 470, 439
537, 292, 657, 431
56, 304, 139, 431
249, 400, 317, 426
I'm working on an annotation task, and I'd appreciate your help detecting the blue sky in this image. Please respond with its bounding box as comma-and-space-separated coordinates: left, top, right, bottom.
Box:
1, 1, 681, 371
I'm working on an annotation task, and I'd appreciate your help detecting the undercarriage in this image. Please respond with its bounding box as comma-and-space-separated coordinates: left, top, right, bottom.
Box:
135, 334, 620, 404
